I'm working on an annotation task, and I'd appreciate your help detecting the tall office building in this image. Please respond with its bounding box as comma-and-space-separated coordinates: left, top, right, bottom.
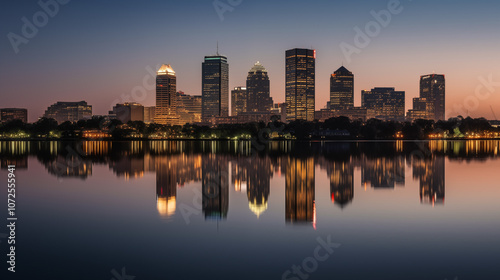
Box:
0, 108, 28, 123
44, 101, 92, 123
361, 87, 405, 121
285, 48, 315, 122
155, 64, 178, 125
330, 66, 354, 110
407, 74, 445, 121
231, 87, 247, 116
246, 61, 272, 113
420, 74, 445, 121
202, 55, 229, 123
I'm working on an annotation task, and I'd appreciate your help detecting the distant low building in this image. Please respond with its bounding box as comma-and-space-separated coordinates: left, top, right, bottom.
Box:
315, 107, 367, 122
43, 101, 92, 124
110, 103, 144, 124
489, 120, 500, 128
231, 87, 247, 116
271, 103, 286, 122
0, 108, 28, 123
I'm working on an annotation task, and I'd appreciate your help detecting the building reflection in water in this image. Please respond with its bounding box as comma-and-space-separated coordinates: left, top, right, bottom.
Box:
231, 157, 273, 218
413, 156, 445, 206
360, 156, 405, 189
328, 160, 354, 208
285, 157, 315, 225
155, 154, 202, 217
2, 140, 498, 220
156, 156, 177, 218
202, 155, 229, 220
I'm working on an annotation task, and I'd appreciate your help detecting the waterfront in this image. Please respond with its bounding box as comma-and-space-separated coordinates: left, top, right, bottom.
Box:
1, 140, 499, 279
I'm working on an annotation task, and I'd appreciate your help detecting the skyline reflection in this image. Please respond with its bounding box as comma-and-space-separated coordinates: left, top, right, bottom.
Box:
1, 140, 498, 224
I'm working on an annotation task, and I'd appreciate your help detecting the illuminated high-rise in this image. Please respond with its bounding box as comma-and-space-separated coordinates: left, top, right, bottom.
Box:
420, 74, 445, 121
285, 48, 315, 122
202, 55, 229, 123
330, 66, 354, 110
246, 61, 272, 113
407, 74, 445, 121
155, 64, 178, 125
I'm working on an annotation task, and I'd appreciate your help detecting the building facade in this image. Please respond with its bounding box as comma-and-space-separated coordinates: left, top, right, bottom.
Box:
330, 66, 354, 110
0, 108, 28, 123
361, 87, 405, 121
231, 87, 247, 116
155, 64, 179, 125
144, 106, 156, 124
246, 61, 272, 113
420, 74, 445, 121
285, 48, 315, 122
110, 103, 144, 124
177, 92, 202, 125
202, 55, 229, 123
43, 101, 92, 123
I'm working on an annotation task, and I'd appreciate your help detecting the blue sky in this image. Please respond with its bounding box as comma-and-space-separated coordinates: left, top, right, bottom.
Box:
1, 0, 500, 121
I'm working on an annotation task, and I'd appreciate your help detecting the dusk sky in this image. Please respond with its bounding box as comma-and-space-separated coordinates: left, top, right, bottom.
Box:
1, 0, 499, 122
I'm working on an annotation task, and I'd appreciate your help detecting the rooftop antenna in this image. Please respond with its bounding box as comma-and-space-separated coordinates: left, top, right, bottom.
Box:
217, 41, 219, 56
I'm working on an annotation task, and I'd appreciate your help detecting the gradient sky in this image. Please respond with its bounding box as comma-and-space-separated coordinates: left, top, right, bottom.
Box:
1, 0, 499, 122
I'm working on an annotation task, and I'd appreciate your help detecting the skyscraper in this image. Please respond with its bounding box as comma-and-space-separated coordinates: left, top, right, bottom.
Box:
361, 87, 405, 121
231, 87, 247, 116
202, 55, 229, 123
420, 74, 445, 121
155, 64, 178, 125
246, 61, 272, 113
407, 74, 445, 121
285, 48, 315, 122
330, 66, 354, 110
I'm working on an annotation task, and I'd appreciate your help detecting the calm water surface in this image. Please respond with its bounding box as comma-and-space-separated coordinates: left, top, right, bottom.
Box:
1, 140, 499, 280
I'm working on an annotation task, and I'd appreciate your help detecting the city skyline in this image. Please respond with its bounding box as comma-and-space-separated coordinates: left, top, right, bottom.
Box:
1, 0, 499, 122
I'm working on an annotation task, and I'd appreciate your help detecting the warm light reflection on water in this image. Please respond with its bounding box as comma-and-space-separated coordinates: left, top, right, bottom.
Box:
1, 140, 499, 279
